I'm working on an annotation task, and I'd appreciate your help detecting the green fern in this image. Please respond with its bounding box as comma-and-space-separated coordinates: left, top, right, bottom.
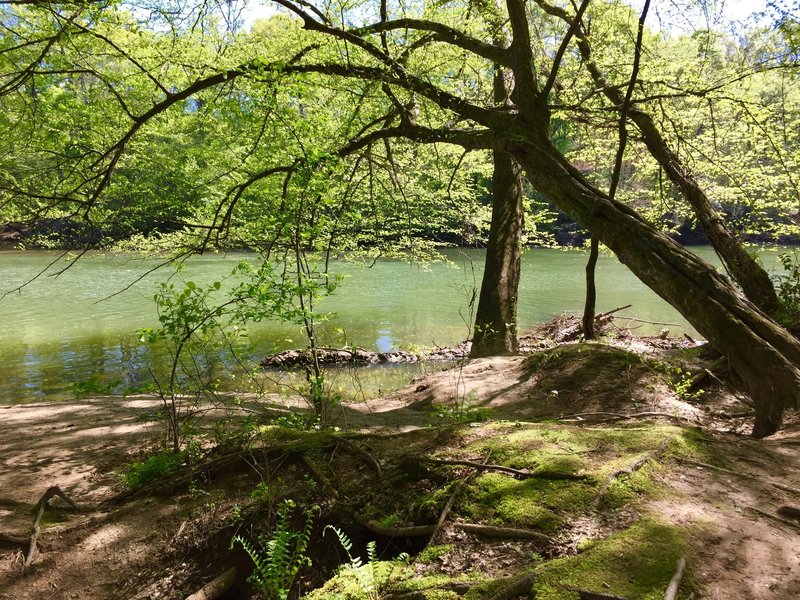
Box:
231, 500, 314, 599
323, 525, 409, 599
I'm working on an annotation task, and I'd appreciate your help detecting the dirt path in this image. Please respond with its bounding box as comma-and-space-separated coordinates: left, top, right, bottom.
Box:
1, 350, 800, 599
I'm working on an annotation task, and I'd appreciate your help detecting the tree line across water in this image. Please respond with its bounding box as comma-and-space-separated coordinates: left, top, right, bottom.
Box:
2, 0, 800, 437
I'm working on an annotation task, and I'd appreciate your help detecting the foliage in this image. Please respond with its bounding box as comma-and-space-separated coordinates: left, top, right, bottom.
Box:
120, 450, 185, 489
320, 526, 409, 600
775, 251, 800, 325
231, 499, 315, 600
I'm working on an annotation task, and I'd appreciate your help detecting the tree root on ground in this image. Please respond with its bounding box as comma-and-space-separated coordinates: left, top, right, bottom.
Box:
664, 557, 686, 600
486, 571, 538, 600
0, 486, 82, 571
417, 455, 588, 481
456, 523, 555, 544
185, 566, 237, 600
595, 436, 674, 507
678, 458, 800, 496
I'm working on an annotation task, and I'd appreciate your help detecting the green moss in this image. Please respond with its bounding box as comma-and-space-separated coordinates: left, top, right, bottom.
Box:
459, 472, 598, 532
533, 519, 692, 600
305, 561, 412, 599
599, 462, 663, 509
416, 544, 453, 564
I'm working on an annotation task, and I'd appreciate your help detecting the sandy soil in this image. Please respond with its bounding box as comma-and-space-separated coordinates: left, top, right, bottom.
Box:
1, 349, 799, 599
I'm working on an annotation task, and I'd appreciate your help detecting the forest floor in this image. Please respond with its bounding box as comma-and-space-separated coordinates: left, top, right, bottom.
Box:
1, 326, 800, 599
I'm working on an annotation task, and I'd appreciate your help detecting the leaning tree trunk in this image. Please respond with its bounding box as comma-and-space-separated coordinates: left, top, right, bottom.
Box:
582, 236, 600, 339
512, 136, 800, 437
471, 66, 525, 358
565, 19, 779, 314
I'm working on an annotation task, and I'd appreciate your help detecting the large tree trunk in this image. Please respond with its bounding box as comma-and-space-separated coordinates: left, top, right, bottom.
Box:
471, 66, 525, 358
471, 148, 524, 357
512, 136, 800, 437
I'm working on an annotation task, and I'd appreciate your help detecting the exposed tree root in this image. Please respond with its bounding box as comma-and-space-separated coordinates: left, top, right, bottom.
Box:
384, 582, 477, 599
339, 439, 381, 475
595, 436, 674, 507
486, 571, 538, 600
15, 486, 81, 571
418, 455, 588, 481
664, 557, 686, 600
455, 523, 555, 545
777, 506, 800, 519
300, 454, 339, 499
357, 517, 436, 538
185, 566, 237, 600
744, 506, 800, 533
679, 458, 800, 496
558, 412, 696, 425
561, 588, 629, 600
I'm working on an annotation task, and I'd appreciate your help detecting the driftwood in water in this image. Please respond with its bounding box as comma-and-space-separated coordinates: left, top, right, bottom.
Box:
261, 342, 471, 368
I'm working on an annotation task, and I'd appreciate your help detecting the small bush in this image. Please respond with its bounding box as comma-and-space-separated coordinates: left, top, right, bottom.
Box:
121, 450, 185, 489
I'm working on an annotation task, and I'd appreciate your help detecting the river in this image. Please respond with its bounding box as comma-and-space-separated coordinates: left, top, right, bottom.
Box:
0, 247, 785, 403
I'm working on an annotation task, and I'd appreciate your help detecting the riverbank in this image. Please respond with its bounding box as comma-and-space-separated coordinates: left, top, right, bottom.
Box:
2, 332, 799, 599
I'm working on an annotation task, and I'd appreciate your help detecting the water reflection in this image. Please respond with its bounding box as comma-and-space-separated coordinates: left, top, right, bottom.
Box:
0, 247, 784, 404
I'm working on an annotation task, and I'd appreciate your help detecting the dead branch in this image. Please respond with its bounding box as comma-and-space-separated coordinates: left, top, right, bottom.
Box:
595, 436, 674, 507
664, 557, 686, 600
185, 566, 238, 600
0, 532, 29, 546
384, 582, 477, 599
455, 522, 555, 544
679, 458, 800, 496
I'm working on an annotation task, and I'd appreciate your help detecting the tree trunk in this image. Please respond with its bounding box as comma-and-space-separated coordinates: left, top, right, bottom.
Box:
471, 148, 525, 357
563, 22, 779, 314
582, 236, 599, 339
471, 65, 525, 358
512, 136, 800, 437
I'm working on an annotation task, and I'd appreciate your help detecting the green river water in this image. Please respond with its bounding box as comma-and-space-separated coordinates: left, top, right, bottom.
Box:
0, 247, 783, 403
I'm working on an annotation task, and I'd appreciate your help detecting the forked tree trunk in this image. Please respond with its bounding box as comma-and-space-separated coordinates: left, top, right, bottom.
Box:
471, 148, 525, 357
513, 137, 800, 437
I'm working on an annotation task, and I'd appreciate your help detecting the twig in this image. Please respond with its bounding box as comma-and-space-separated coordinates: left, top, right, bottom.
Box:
664, 557, 686, 600
679, 458, 800, 496
595, 436, 674, 507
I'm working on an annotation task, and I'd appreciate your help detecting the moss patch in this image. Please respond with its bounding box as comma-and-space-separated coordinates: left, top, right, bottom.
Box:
533, 519, 692, 599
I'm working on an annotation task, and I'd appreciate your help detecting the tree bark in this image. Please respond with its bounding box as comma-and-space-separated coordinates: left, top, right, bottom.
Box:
582, 236, 599, 339
512, 134, 800, 437
471, 68, 525, 358
539, 1, 779, 314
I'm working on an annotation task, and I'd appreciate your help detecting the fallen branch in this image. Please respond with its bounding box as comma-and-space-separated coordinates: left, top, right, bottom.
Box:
185, 566, 238, 600
679, 458, 800, 496
664, 557, 686, 600
455, 523, 555, 544
384, 582, 477, 599
595, 436, 674, 507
